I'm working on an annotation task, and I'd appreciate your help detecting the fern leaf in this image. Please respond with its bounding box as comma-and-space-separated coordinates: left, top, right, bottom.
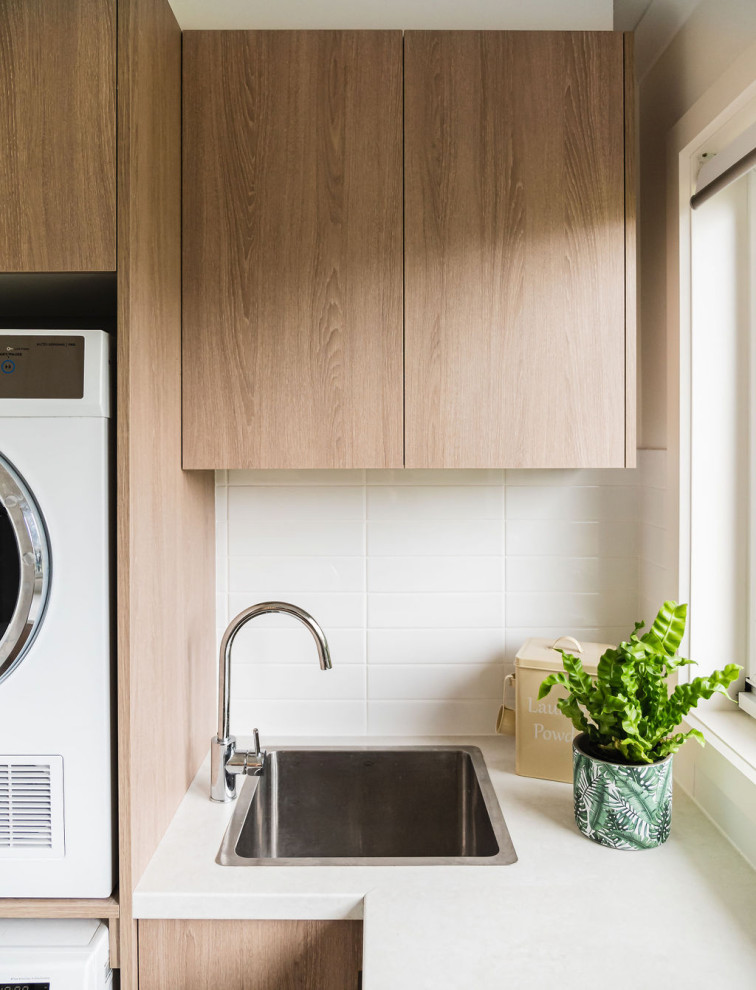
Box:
642, 601, 687, 656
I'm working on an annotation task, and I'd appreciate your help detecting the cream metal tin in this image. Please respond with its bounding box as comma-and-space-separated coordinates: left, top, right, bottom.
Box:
513, 636, 611, 783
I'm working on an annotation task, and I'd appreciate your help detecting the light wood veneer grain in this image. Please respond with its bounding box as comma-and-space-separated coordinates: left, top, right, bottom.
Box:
0, 0, 116, 271
138, 920, 363, 990
182, 30, 404, 469
117, 0, 216, 985
404, 31, 628, 468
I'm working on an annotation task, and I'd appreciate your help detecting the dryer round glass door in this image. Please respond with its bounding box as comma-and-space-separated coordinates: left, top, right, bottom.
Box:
0, 453, 50, 685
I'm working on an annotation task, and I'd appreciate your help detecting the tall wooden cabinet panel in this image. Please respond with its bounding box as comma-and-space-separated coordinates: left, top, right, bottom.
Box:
138, 919, 363, 990
182, 31, 404, 469
0, 0, 116, 271
117, 0, 216, 984
404, 31, 631, 468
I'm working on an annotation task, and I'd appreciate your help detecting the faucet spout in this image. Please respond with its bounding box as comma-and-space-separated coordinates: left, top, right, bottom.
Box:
211, 601, 332, 802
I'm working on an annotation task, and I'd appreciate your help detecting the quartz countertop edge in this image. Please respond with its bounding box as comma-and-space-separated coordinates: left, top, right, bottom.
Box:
134, 734, 756, 989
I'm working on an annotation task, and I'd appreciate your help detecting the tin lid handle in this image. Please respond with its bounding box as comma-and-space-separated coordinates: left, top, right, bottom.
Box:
549, 635, 583, 654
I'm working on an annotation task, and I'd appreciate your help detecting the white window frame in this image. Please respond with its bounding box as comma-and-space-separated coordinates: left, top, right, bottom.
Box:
749, 167, 756, 708
676, 87, 756, 722
665, 37, 756, 855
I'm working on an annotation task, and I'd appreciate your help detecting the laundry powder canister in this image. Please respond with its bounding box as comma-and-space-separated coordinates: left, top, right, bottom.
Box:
510, 637, 610, 783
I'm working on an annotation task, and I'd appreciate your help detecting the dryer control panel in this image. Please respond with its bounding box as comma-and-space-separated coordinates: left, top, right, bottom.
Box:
0, 336, 84, 400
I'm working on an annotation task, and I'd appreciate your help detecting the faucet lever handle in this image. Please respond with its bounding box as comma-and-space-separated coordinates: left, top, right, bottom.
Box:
253, 727, 263, 758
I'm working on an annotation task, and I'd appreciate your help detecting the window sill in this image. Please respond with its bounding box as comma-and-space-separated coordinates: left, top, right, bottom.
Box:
683, 705, 756, 788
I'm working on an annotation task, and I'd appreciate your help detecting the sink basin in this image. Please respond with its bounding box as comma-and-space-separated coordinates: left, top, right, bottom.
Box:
217, 745, 517, 866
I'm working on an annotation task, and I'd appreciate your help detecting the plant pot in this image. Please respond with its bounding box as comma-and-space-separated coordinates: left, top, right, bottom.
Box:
572, 733, 673, 850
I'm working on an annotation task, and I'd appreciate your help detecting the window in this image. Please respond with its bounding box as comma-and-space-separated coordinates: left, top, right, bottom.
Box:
688, 125, 756, 718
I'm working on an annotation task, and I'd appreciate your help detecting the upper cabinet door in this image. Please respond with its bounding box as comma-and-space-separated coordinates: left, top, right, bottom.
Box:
0, 0, 116, 272
182, 31, 404, 469
404, 31, 632, 468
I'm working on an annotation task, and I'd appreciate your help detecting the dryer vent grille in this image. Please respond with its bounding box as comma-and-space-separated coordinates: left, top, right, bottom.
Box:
0, 755, 64, 858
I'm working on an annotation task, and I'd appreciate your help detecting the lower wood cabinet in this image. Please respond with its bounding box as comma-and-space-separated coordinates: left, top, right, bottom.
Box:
138, 919, 363, 989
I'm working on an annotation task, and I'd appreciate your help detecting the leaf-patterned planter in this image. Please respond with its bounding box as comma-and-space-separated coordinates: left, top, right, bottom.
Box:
572, 734, 673, 850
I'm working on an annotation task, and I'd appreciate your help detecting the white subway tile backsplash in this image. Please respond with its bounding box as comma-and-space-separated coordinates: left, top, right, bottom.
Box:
229, 516, 365, 556
217, 460, 660, 736
234, 663, 365, 701
505, 485, 637, 521
506, 519, 638, 557
367, 469, 504, 486
216, 593, 228, 629
229, 485, 364, 520
368, 700, 499, 735
639, 561, 670, 608
233, 700, 367, 736
228, 592, 365, 629
368, 593, 503, 629
638, 450, 670, 634
367, 485, 502, 520
230, 556, 365, 593
505, 556, 636, 593
215, 485, 228, 593
505, 468, 638, 487
640, 523, 669, 570
368, 556, 502, 593
368, 518, 502, 556
229, 626, 366, 665
636, 450, 666, 490
368, 664, 503, 701
229, 470, 365, 486
640, 485, 666, 529
368, 629, 506, 665
505, 590, 637, 628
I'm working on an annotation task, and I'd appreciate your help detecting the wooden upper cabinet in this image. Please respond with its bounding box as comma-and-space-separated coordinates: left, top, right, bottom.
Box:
404, 31, 634, 468
0, 0, 116, 272
182, 31, 404, 469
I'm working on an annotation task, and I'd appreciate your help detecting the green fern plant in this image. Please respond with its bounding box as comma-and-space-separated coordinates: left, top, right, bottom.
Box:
538, 601, 741, 765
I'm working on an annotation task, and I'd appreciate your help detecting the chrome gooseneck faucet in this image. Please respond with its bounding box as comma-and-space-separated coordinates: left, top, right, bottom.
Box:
210, 601, 332, 802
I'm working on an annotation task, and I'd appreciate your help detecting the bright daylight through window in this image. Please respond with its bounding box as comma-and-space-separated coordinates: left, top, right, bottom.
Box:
689, 131, 756, 719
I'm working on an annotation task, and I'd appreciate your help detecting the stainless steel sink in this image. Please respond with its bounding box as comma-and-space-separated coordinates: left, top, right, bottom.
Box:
217, 745, 517, 866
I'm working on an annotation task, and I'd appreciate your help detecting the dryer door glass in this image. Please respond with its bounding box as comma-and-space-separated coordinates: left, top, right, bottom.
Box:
0, 454, 50, 685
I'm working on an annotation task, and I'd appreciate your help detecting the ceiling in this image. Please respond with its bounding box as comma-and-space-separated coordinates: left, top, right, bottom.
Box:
166, 0, 705, 80
166, 0, 612, 31
613, 0, 654, 30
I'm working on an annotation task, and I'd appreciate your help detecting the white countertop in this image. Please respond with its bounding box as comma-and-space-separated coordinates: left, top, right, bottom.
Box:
135, 735, 756, 988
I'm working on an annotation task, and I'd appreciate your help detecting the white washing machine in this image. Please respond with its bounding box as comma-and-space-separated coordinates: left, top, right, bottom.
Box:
0, 919, 112, 988
0, 330, 113, 897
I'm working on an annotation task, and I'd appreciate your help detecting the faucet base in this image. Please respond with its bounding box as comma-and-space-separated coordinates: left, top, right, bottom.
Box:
210, 735, 238, 802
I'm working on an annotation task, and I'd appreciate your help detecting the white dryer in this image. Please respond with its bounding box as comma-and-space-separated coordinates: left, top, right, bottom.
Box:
0, 330, 113, 897
0, 918, 112, 988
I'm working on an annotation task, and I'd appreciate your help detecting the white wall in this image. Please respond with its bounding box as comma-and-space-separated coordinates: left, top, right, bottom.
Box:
168, 0, 612, 31
216, 469, 642, 737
